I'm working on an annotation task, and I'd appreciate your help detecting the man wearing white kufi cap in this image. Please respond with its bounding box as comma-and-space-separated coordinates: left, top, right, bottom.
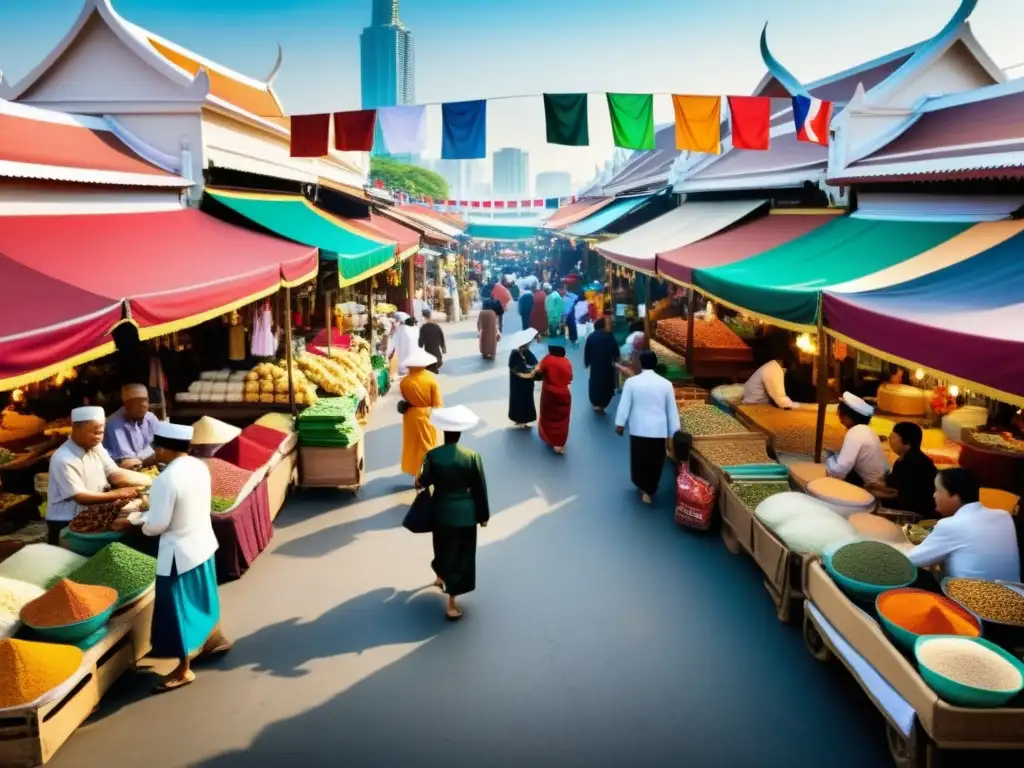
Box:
118, 420, 229, 692
826, 392, 889, 487
103, 383, 160, 469
46, 406, 138, 544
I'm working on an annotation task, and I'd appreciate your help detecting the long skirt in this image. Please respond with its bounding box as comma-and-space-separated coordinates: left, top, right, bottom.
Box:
529, 303, 548, 336
538, 387, 571, 448
432, 525, 477, 596
150, 557, 220, 660
630, 436, 667, 497
589, 365, 617, 409
478, 310, 498, 358
508, 375, 537, 425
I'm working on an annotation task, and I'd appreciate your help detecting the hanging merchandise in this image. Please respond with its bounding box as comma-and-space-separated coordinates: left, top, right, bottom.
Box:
333, 109, 377, 151
441, 100, 487, 159
228, 310, 246, 362
606, 93, 655, 150
672, 95, 722, 154
727, 96, 771, 150
543, 93, 590, 147
377, 105, 427, 154
251, 300, 276, 358
290, 113, 330, 157
792, 95, 834, 147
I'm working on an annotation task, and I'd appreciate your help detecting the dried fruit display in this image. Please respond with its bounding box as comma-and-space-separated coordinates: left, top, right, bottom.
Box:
68, 502, 126, 534
656, 318, 750, 350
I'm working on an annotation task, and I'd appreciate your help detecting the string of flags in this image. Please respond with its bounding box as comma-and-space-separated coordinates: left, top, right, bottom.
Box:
376, 182, 578, 211
290, 92, 834, 159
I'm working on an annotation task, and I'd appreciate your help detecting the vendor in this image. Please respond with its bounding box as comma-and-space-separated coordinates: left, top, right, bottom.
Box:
742, 351, 798, 409
868, 422, 939, 519
104, 384, 160, 469
46, 406, 138, 545
116, 421, 231, 693
825, 392, 888, 488
907, 468, 1020, 583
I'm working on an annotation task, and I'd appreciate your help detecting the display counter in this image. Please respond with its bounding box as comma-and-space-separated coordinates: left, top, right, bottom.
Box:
211, 478, 273, 582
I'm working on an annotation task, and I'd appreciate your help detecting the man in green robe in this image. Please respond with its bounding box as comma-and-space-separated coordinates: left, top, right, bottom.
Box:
545, 286, 565, 338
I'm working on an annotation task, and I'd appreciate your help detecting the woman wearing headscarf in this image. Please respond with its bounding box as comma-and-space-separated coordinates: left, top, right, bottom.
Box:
529, 285, 549, 336
399, 348, 443, 480
584, 316, 620, 413
477, 300, 499, 360
533, 344, 573, 454
116, 422, 230, 693
507, 328, 539, 428
545, 286, 565, 339
418, 405, 490, 621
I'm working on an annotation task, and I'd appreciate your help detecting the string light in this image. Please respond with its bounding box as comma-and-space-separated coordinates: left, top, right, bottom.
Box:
948, 384, 960, 398
914, 369, 925, 381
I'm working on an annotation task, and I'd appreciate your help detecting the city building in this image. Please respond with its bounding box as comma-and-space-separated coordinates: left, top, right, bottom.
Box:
360, 0, 415, 156
425, 158, 480, 201
535, 171, 572, 200
492, 148, 529, 199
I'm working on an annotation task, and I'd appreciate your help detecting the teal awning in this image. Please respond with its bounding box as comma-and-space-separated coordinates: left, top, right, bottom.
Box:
465, 222, 540, 241
563, 195, 652, 237
206, 190, 396, 285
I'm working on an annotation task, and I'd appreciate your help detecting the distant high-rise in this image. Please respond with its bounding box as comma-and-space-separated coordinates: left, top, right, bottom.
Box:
535, 171, 572, 200
492, 148, 530, 199
360, 0, 415, 155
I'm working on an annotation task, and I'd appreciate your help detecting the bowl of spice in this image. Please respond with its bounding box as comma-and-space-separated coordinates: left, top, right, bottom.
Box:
0, 637, 84, 711
825, 540, 918, 601
67, 543, 156, 609
876, 588, 981, 652
914, 635, 1024, 708
942, 578, 1024, 653
20, 579, 117, 646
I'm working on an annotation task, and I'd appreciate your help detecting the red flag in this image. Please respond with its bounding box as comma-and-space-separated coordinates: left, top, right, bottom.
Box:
727, 96, 770, 150
533, 199, 544, 207
483, 201, 492, 208
333, 109, 376, 151
459, 200, 468, 207
508, 201, 519, 209
495, 201, 506, 209
372, 178, 385, 189
290, 114, 330, 157
471, 201, 481, 208
424, 196, 434, 206
446, 199, 456, 206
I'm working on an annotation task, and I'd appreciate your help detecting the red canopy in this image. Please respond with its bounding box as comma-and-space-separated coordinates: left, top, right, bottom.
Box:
348, 213, 420, 259
0, 210, 317, 389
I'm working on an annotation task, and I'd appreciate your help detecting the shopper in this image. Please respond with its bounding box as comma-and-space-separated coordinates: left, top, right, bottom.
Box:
507, 328, 539, 428
418, 309, 447, 373
530, 285, 549, 336
533, 344, 573, 455
517, 289, 534, 334
615, 350, 680, 504
418, 405, 490, 621
477, 301, 499, 360
869, 422, 939, 519
583, 315, 620, 413
399, 348, 443, 480
387, 315, 419, 376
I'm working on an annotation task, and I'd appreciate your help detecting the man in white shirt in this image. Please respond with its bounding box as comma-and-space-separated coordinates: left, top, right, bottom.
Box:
615, 350, 681, 505
387, 316, 420, 376
46, 406, 137, 545
825, 392, 888, 487
908, 467, 1020, 583
743, 358, 795, 409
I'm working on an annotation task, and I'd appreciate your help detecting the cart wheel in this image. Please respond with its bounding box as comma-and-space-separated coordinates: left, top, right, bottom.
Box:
720, 524, 741, 555
803, 614, 832, 662
886, 722, 929, 768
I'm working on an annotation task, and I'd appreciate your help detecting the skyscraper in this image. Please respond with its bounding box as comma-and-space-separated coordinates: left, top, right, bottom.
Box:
492, 148, 530, 199
360, 0, 414, 155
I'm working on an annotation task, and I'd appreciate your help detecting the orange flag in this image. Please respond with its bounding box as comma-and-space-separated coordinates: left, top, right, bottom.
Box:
672, 95, 721, 154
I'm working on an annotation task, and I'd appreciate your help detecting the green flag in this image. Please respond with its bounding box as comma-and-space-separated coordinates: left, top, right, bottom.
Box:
606, 93, 655, 150
543, 93, 589, 146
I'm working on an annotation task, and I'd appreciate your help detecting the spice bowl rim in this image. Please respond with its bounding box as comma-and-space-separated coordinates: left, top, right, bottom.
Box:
941, 577, 1024, 631
824, 546, 918, 600
913, 634, 1024, 707
22, 601, 115, 636
875, 587, 981, 650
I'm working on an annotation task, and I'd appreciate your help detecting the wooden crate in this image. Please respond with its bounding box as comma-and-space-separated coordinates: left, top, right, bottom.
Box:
719, 482, 755, 556
266, 451, 297, 522
299, 440, 364, 489
750, 517, 808, 623
0, 589, 154, 767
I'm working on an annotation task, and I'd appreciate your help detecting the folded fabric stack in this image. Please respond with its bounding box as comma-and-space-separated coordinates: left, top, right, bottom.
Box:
297, 396, 363, 448
176, 370, 249, 403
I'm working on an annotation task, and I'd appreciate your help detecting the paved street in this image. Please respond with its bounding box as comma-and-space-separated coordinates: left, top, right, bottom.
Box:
52, 315, 893, 768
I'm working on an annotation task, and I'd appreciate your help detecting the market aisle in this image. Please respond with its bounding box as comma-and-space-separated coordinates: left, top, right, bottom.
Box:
52, 315, 894, 768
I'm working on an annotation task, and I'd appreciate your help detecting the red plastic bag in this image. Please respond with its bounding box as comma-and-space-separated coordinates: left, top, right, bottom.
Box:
675, 466, 716, 531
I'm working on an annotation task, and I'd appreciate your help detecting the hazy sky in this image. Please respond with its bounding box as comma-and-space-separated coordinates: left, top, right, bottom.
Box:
3, 0, 1022, 189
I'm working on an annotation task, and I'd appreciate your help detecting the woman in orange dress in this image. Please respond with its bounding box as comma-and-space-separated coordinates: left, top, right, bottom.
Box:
399, 348, 443, 479
534, 345, 573, 454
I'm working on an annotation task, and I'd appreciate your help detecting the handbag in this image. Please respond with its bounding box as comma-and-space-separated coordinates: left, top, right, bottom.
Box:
402, 489, 433, 533
397, 399, 409, 415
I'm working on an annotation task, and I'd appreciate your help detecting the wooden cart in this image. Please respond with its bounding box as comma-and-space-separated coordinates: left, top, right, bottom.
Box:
299, 439, 364, 491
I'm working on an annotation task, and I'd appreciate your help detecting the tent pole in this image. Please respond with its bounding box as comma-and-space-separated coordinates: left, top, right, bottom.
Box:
642, 272, 652, 350
605, 258, 613, 325
284, 286, 296, 417
685, 290, 696, 366
813, 323, 829, 463
325, 289, 333, 358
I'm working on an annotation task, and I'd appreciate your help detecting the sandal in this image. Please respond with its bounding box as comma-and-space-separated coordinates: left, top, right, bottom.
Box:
433, 578, 444, 590
445, 608, 464, 621
152, 670, 196, 694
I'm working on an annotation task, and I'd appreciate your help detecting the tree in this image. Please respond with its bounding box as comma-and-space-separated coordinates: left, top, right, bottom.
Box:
369, 157, 450, 200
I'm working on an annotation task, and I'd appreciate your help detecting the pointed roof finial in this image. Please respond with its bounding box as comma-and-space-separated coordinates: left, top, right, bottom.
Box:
760, 23, 809, 98
266, 43, 283, 86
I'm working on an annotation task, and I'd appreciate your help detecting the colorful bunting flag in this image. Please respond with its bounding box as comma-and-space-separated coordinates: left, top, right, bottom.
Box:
606, 93, 655, 150
442, 100, 488, 160
377, 105, 427, 154
333, 109, 377, 152
543, 93, 590, 146
672, 95, 721, 154
290, 113, 330, 157
727, 96, 770, 151
792, 95, 833, 147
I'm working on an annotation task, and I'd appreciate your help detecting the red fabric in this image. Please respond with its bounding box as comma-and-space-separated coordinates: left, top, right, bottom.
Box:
290, 114, 330, 157
495, 201, 506, 209
727, 97, 771, 150
216, 435, 276, 471
0, 112, 174, 178
529, 290, 548, 334
537, 356, 573, 449
211, 479, 273, 582
491, 283, 512, 308
347, 213, 419, 255
508, 201, 519, 209
471, 201, 481, 208
483, 201, 492, 208
0, 211, 316, 384
333, 110, 377, 151
534, 199, 544, 207
241, 424, 290, 453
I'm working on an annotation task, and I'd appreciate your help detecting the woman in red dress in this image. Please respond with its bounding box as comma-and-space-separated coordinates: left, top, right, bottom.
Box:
534, 345, 573, 454
529, 288, 549, 336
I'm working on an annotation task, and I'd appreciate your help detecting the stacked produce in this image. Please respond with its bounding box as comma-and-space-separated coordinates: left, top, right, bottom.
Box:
736, 404, 847, 456
730, 481, 791, 510
68, 543, 157, 605
202, 458, 255, 502
0, 637, 84, 709
698, 440, 771, 467
211, 497, 235, 514
945, 579, 1024, 626
969, 431, 1024, 456
848, 513, 904, 543
176, 369, 250, 404
68, 502, 127, 534
754, 492, 857, 556
20, 579, 117, 628
0, 544, 88, 589
298, 396, 363, 448
650, 340, 686, 369
655, 318, 752, 361
242, 363, 317, 406
297, 352, 367, 398
0, 492, 30, 513
830, 541, 916, 587
374, 302, 398, 315
877, 591, 980, 639
335, 302, 368, 331
0, 576, 45, 638
0, 412, 45, 452
679, 405, 747, 437
916, 637, 1023, 701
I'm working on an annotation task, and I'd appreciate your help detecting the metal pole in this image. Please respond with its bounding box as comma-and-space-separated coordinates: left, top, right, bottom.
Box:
685, 290, 697, 365
325, 289, 333, 358
642, 273, 652, 350
284, 287, 296, 416
813, 324, 829, 463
